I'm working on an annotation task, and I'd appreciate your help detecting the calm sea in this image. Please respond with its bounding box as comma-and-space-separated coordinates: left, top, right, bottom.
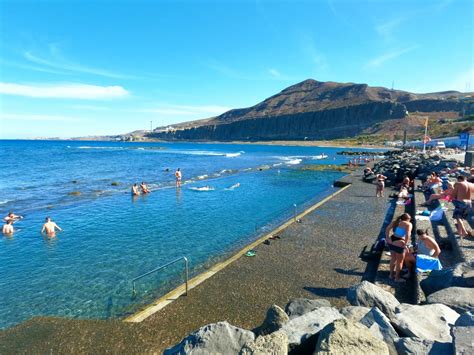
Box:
0, 140, 373, 328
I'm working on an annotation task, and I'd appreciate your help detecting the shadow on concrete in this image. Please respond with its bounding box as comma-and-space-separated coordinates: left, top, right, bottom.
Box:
304, 286, 348, 298
334, 267, 364, 276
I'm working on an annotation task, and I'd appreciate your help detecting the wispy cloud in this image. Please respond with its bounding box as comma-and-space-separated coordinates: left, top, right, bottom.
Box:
0, 113, 85, 122
375, 17, 406, 43
366, 45, 418, 68
300, 34, 328, 72
0, 82, 129, 99
268, 68, 281, 78
140, 104, 231, 116
23, 50, 136, 79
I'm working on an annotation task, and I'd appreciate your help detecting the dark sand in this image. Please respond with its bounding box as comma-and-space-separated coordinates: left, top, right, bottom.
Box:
0, 171, 389, 354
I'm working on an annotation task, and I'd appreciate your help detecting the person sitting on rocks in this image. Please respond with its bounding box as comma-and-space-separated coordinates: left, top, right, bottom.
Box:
421, 181, 454, 206
422, 172, 442, 192
403, 229, 441, 278
385, 213, 412, 283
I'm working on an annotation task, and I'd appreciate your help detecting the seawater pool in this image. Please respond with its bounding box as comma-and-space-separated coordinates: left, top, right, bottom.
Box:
0, 141, 378, 328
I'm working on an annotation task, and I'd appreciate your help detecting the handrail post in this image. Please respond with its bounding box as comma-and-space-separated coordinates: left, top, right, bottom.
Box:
183, 257, 189, 295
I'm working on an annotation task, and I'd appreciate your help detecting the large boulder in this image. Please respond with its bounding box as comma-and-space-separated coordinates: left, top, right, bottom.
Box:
452, 326, 474, 355
420, 262, 474, 297
426, 287, 474, 314
164, 321, 255, 355
279, 307, 343, 347
392, 304, 459, 343
314, 318, 389, 355
254, 304, 289, 336
394, 337, 453, 355
455, 311, 474, 327
347, 281, 400, 318
340, 306, 371, 322
284, 298, 331, 319
360, 307, 399, 355
240, 331, 288, 355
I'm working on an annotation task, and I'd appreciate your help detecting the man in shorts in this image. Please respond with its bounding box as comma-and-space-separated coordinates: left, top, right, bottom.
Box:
41, 217, 63, 238
452, 175, 474, 239
175, 168, 182, 188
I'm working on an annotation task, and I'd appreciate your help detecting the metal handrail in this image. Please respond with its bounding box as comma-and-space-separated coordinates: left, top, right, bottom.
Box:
132, 256, 189, 297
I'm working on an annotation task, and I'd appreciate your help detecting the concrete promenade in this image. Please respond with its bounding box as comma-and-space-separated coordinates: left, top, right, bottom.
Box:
0, 171, 390, 353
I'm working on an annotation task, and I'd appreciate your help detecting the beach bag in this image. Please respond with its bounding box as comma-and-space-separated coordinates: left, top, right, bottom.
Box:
430, 207, 444, 221
416, 254, 442, 273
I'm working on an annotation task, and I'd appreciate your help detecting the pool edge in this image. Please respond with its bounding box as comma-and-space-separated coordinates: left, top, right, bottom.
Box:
124, 183, 352, 323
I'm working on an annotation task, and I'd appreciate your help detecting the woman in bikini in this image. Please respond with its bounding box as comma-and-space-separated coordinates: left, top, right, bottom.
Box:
385, 213, 412, 283
376, 174, 388, 197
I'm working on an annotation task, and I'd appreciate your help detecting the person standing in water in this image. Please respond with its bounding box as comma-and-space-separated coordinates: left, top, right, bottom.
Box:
2, 219, 14, 235
132, 183, 140, 196
41, 217, 62, 237
140, 182, 150, 194
175, 168, 182, 188
3, 212, 23, 223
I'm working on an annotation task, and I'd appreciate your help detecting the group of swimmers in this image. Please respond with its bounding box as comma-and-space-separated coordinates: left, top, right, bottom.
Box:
131, 182, 151, 196
2, 212, 62, 238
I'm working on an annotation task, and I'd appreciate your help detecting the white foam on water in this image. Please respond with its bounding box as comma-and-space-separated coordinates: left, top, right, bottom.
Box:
285, 158, 302, 165
189, 186, 215, 192
225, 152, 241, 158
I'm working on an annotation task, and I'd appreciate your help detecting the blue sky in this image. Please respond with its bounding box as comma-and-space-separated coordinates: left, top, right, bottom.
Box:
0, 0, 472, 139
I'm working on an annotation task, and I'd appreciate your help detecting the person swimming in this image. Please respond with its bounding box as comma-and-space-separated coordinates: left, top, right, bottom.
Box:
41, 216, 63, 238
3, 212, 23, 223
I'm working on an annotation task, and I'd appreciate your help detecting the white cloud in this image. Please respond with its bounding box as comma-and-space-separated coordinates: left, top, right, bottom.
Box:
141, 104, 231, 116
0, 82, 129, 99
300, 34, 328, 72
0, 113, 85, 122
375, 17, 406, 42
366, 46, 418, 68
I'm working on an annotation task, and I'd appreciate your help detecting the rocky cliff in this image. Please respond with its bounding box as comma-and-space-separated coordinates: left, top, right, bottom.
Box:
147, 79, 473, 141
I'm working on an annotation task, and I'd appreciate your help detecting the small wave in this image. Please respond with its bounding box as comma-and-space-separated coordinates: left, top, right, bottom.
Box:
286, 159, 302, 165
189, 186, 215, 192
77, 146, 124, 150
197, 174, 208, 180
0, 199, 12, 205
225, 152, 242, 158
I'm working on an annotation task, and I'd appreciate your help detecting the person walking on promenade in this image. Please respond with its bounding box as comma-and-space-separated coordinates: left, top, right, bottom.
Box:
376, 174, 388, 197
452, 175, 474, 240
175, 168, 182, 188
385, 213, 412, 283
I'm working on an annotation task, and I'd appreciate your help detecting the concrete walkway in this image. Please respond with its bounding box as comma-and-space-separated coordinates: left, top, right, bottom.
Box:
0, 171, 389, 354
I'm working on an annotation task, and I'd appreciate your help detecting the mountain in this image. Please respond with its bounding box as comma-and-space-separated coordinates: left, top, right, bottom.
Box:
147, 79, 473, 142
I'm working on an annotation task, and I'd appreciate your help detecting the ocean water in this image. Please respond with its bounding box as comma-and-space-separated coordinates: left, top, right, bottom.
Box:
0, 140, 375, 329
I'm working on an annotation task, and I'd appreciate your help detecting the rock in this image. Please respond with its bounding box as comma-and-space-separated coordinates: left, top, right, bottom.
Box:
426, 287, 474, 314
240, 331, 288, 355
254, 305, 289, 336
284, 298, 331, 319
455, 311, 474, 327
421, 262, 474, 297
164, 321, 255, 355
452, 326, 474, 355
347, 281, 400, 318
279, 307, 343, 347
392, 304, 459, 343
394, 337, 453, 355
340, 306, 371, 322
314, 318, 389, 355
360, 307, 398, 355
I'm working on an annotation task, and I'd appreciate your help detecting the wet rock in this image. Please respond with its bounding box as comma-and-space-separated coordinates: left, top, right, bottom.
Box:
420, 262, 474, 297
164, 321, 255, 355
392, 303, 459, 343
455, 311, 474, 327
314, 318, 389, 355
394, 337, 453, 355
452, 326, 474, 355
284, 298, 331, 319
340, 306, 371, 322
240, 331, 288, 355
279, 307, 343, 347
254, 304, 289, 336
426, 287, 474, 314
360, 307, 398, 355
347, 281, 400, 318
